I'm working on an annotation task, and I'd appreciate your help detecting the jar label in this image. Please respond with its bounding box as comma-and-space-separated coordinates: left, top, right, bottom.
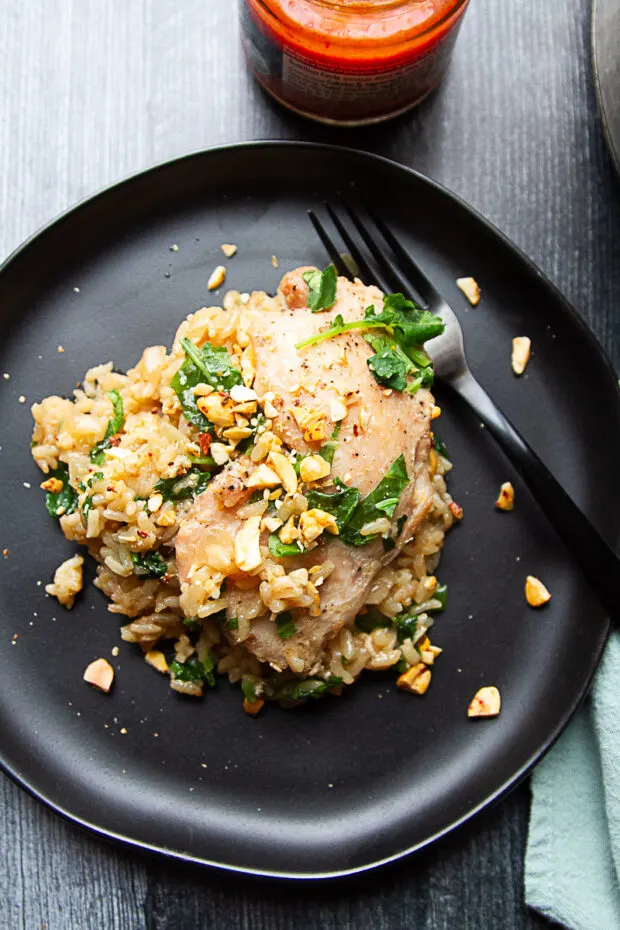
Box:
241, 2, 464, 124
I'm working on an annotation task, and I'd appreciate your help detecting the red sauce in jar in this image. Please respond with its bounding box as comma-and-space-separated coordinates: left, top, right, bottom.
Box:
241, 0, 471, 125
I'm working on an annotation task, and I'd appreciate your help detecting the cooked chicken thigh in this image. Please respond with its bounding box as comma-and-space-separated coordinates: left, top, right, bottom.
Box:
176, 268, 435, 673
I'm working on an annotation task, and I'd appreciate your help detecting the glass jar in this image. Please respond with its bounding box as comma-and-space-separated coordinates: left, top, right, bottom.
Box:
241, 0, 471, 126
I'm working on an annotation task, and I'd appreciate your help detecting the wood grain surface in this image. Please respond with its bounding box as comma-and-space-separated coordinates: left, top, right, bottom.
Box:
1, 0, 618, 927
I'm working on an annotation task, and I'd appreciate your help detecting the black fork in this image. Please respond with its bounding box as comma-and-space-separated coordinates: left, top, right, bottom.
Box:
308, 201, 620, 623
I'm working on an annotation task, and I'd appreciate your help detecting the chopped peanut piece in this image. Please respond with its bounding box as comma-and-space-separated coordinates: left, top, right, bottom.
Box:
234, 516, 263, 572
196, 393, 234, 427
299, 509, 339, 546
456, 276, 481, 306
83, 657, 114, 693
145, 650, 169, 674
511, 336, 531, 375
330, 398, 347, 422
246, 464, 281, 490
431, 405, 441, 419
467, 686, 501, 717
262, 515, 283, 533
208, 265, 226, 290
155, 508, 177, 527
268, 450, 298, 495
210, 442, 230, 466
299, 455, 331, 483
222, 426, 253, 442
279, 515, 300, 544
271, 255, 279, 269
241, 343, 256, 388
496, 482, 515, 511
243, 697, 265, 715
40, 477, 63, 493
397, 663, 432, 695
429, 448, 438, 478
291, 405, 327, 443
221, 243, 237, 258
230, 384, 258, 403
147, 493, 164, 513
525, 575, 551, 607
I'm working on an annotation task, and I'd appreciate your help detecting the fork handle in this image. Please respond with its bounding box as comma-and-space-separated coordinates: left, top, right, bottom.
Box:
449, 367, 620, 621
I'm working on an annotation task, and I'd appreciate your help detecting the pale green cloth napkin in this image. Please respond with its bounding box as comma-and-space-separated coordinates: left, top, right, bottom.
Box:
526, 632, 620, 930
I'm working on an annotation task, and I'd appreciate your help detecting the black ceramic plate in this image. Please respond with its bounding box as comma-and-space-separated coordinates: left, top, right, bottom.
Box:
0, 143, 618, 879
593, 0, 620, 175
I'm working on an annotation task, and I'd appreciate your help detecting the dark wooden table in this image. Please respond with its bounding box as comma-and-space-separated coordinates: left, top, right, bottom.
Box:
1, 1, 618, 927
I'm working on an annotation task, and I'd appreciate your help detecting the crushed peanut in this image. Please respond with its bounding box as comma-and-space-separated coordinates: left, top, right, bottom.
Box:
511, 336, 531, 376
299, 455, 331, 483
221, 243, 237, 258
268, 450, 298, 495
40, 477, 63, 493
456, 276, 481, 306
299, 508, 339, 546
397, 663, 432, 695
496, 482, 515, 511
145, 650, 169, 674
525, 575, 551, 607
83, 657, 114, 693
468, 686, 501, 717
234, 516, 263, 572
208, 265, 227, 290
246, 463, 281, 490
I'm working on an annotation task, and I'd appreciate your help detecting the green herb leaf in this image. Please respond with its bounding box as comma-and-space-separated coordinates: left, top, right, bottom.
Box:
89, 389, 125, 464
305, 484, 361, 532
392, 614, 419, 643
154, 466, 212, 502
169, 654, 215, 687
171, 338, 242, 428
340, 455, 409, 546
265, 675, 343, 702
318, 422, 341, 465
268, 533, 303, 558
435, 583, 448, 610
81, 495, 94, 522
44, 463, 78, 517
365, 335, 414, 392
87, 471, 104, 487
374, 497, 400, 518
241, 676, 258, 702
275, 611, 297, 640
303, 264, 338, 312
202, 652, 216, 687
433, 434, 449, 458
226, 617, 239, 631
130, 550, 168, 578
354, 609, 392, 633
296, 292, 443, 392
183, 617, 201, 631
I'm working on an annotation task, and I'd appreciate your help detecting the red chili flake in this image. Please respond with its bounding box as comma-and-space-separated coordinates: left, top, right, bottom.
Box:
137, 530, 148, 538
2, 548, 8, 557
353, 424, 360, 437
449, 501, 464, 520
198, 432, 212, 455
108, 435, 121, 447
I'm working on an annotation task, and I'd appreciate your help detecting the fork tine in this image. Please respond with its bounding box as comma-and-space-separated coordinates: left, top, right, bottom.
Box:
322, 203, 391, 293
307, 210, 352, 280
339, 199, 421, 300
362, 201, 440, 307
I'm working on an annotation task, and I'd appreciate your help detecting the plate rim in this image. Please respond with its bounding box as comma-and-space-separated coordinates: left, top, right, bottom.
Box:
0, 139, 616, 880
